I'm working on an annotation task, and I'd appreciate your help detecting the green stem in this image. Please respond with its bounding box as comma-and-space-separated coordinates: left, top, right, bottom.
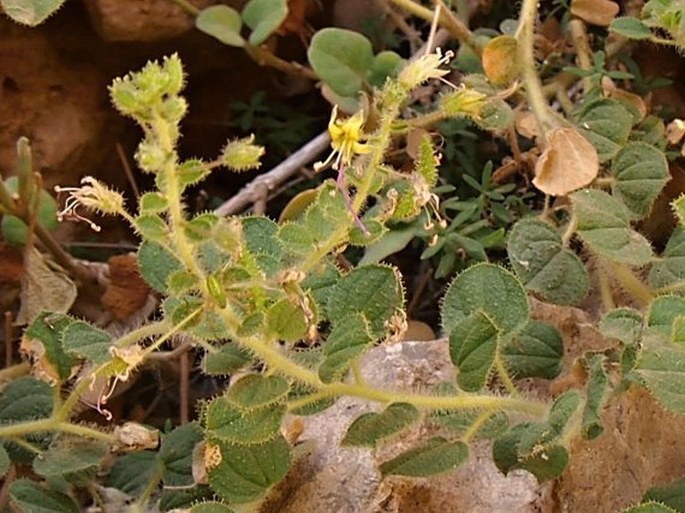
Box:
0, 362, 30, 382
115, 319, 170, 348
602, 259, 653, 307
515, 0, 560, 134
169, 0, 200, 16
0, 418, 113, 442
494, 352, 518, 397
462, 409, 495, 443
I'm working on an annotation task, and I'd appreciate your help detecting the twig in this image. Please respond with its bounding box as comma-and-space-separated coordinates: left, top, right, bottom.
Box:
179, 347, 189, 424
4, 311, 12, 368
215, 131, 331, 216
116, 142, 140, 198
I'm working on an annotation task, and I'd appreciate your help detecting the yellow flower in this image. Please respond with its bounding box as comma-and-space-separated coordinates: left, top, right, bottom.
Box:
315, 106, 370, 171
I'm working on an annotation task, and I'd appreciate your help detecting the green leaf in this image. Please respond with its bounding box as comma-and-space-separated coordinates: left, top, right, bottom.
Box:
242, 0, 288, 46
611, 142, 669, 219
308, 28, 374, 97
161, 486, 213, 511
610, 17, 653, 40
304, 183, 350, 242
226, 375, 290, 410
160, 423, 204, 487
379, 437, 469, 477
501, 321, 563, 379
327, 264, 404, 339
301, 260, 340, 317
139, 192, 168, 213
650, 228, 685, 291
0, 444, 9, 477
178, 158, 212, 188
493, 392, 579, 481
431, 408, 508, 439
288, 383, 336, 415
493, 423, 569, 482
582, 354, 609, 439
647, 295, 685, 336
477, 99, 514, 131
9, 479, 78, 513
278, 222, 315, 255
0, 0, 66, 26
196, 5, 245, 47
449, 311, 499, 391
600, 308, 643, 345
205, 395, 286, 444
571, 188, 653, 265
1, 188, 58, 246
319, 313, 374, 383
191, 502, 236, 513
202, 344, 252, 376
242, 216, 283, 258
644, 478, 685, 512
507, 219, 589, 305
342, 403, 420, 448
105, 451, 161, 496
360, 222, 422, 265
635, 343, 685, 414
135, 213, 168, 241
137, 240, 183, 294
61, 321, 112, 364
576, 98, 634, 162
0, 376, 53, 423
441, 263, 529, 336
207, 436, 291, 503
23, 312, 76, 381
367, 50, 404, 87
265, 297, 308, 342
33, 438, 108, 485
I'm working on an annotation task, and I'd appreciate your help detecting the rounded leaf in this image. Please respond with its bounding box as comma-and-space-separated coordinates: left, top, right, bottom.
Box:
482, 35, 520, 86
196, 5, 245, 47
308, 28, 374, 97
242, 0, 289, 46
441, 263, 529, 336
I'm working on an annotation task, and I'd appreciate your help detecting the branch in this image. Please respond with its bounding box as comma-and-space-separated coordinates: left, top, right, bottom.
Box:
214, 131, 331, 216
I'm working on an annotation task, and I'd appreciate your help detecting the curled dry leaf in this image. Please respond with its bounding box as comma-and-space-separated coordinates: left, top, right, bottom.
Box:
515, 110, 541, 139
533, 127, 599, 196
570, 0, 619, 26
15, 248, 77, 326
113, 421, 159, 451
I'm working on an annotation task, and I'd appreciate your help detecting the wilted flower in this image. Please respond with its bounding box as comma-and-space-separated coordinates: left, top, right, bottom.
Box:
315, 106, 371, 171
398, 48, 455, 90
54, 176, 125, 232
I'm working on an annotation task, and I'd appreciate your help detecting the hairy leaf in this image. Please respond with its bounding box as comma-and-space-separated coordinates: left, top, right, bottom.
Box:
571, 189, 652, 265
501, 321, 564, 379
137, 240, 182, 293
449, 310, 499, 391
9, 479, 78, 513
441, 263, 529, 336
582, 354, 609, 439
327, 264, 404, 339
379, 437, 469, 477
342, 403, 420, 447
33, 437, 108, 485
650, 228, 685, 291
612, 142, 669, 219
507, 218, 588, 305
61, 321, 112, 364
207, 436, 291, 503
576, 98, 634, 162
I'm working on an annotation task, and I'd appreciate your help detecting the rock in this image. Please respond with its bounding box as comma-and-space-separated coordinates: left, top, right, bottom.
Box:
0, 20, 109, 189
264, 340, 552, 513
83, 0, 245, 42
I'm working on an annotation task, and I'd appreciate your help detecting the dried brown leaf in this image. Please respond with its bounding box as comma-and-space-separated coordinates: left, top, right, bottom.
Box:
15, 248, 77, 325
571, 0, 619, 26
533, 127, 599, 196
